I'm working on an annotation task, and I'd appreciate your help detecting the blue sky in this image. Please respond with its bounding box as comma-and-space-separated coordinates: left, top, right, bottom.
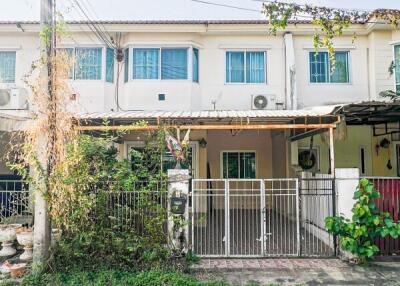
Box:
1, 0, 399, 21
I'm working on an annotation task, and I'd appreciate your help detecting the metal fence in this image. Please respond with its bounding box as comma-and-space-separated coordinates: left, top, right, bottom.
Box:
190, 179, 300, 257
300, 177, 336, 257
0, 180, 168, 232
364, 177, 400, 256
0, 180, 32, 224
91, 181, 168, 236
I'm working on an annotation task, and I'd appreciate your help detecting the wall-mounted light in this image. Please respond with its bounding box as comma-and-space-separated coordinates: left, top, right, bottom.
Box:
199, 138, 207, 148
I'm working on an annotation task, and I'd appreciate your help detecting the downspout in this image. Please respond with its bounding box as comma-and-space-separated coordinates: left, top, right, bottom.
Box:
284, 32, 297, 110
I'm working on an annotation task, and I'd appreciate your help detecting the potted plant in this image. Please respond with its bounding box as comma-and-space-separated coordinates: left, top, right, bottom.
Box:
16, 227, 33, 261
0, 224, 21, 257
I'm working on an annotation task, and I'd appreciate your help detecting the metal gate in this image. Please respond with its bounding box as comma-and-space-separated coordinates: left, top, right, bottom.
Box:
190, 178, 335, 257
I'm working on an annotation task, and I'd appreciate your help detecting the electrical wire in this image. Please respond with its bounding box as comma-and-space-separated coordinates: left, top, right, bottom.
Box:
190, 0, 397, 25
70, 0, 116, 49
190, 0, 261, 13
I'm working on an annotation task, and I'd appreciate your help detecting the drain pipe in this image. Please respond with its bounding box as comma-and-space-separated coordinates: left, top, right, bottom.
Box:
284, 32, 297, 110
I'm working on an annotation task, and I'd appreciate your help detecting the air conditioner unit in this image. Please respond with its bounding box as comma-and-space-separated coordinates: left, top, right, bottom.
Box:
251, 94, 277, 110
0, 88, 28, 110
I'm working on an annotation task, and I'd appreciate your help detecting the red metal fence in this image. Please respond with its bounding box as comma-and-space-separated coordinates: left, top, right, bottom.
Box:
366, 177, 400, 256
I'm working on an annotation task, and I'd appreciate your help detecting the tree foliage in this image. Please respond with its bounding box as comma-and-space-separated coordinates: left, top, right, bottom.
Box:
48, 131, 177, 270
262, 2, 400, 70
325, 179, 400, 264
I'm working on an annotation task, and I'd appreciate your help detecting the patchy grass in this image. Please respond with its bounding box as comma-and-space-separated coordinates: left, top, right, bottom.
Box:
15, 268, 229, 286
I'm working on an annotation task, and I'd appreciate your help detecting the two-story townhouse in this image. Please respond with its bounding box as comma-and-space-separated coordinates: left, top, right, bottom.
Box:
0, 19, 399, 181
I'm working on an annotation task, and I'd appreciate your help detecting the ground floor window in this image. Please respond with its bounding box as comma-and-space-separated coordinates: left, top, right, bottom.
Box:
222, 151, 256, 179
127, 143, 196, 177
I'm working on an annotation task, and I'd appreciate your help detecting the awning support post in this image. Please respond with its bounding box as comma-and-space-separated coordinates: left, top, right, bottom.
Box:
329, 127, 335, 175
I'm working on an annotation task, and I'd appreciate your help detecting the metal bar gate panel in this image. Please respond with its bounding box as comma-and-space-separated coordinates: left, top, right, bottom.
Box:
190, 178, 335, 258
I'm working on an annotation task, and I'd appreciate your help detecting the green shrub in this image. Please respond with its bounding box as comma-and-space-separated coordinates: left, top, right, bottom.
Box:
49, 132, 175, 271
325, 178, 400, 263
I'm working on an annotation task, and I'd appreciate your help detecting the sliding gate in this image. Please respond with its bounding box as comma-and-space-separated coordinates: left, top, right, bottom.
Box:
190, 178, 335, 257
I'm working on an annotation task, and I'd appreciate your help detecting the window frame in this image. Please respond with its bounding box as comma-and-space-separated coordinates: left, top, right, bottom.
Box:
192, 48, 199, 83
220, 150, 257, 179
105, 47, 114, 83
130, 45, 198, 82
308, 50, 351, 85
0, 50, 17, 84
224, 50, 267, 85
394, 44, 400, 93
59, 46, 104, 81
124, 141, 199, 179
74, 47, 103, 81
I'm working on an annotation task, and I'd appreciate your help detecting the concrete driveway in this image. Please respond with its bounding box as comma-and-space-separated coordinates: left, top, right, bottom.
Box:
191, 258, 400, 286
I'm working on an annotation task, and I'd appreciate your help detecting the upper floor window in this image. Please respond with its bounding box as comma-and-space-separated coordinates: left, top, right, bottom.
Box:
226, 51, 266, 84
132, 47, 190, 80
0, 51, 16, 83
133, 48, 159, 79
74, 48, 102, 80
105, 48, 114, 83
161, 48, 187, 79
61, 47, 103, 80
395, 45, 400, 93
124, 48, 129, 83
309, 51, 349, 83
193, 48, 199, 83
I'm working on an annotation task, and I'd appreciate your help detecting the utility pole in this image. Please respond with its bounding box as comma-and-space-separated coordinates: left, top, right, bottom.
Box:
33, 0, 55, 272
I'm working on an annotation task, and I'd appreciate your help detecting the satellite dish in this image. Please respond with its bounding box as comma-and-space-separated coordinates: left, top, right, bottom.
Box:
253, 95, 268, 109
0, 89, 11, 106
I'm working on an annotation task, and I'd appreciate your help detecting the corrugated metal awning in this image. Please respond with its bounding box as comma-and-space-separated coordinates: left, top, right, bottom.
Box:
77, 106, 341, 132
78, 106, 338, 120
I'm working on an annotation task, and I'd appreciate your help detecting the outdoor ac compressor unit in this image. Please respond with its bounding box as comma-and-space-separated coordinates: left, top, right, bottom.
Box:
251, 94, 277, 110
0, 88, 28, 110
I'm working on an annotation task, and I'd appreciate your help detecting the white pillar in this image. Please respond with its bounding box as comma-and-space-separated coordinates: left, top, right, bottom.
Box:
329, 127, 335, 175
284, 32, 297, 110
167, 169, 190, 253
335, 168, 359, 219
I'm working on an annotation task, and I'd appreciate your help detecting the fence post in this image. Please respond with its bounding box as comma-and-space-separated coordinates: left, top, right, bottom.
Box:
335, 168, 359, 220
260, 179, 266, 256
167, 169, 190, 254
224, 179, 230, 257
335, 168, 359, 258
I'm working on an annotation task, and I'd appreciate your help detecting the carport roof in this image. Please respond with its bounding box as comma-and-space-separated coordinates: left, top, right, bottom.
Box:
78, 107, 337, 121
77, 107, 340, 131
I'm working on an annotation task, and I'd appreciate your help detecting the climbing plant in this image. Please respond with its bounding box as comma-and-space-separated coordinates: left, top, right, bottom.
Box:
325, 179, 400, 264
262, 2, 400, 70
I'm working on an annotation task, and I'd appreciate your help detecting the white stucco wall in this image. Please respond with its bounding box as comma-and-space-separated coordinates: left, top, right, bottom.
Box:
0, 23, 398, 114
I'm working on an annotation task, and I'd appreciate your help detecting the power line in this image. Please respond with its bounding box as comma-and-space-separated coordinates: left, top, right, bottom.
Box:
69, 0, 116, 49
191, 0, 395, 25
79, 0, 117, 46
190, 0, 261, 13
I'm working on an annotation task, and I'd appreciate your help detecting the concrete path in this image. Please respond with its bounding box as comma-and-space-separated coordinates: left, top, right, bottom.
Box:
191, 258, 400, 286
